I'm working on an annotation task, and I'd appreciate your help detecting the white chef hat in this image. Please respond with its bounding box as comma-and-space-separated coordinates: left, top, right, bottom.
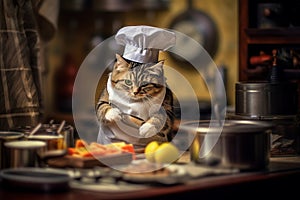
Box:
115, 25, 176, 63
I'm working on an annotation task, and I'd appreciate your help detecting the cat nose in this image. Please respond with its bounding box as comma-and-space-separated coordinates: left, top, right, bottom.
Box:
133, 91, 139, 95
132, 87, 140, 95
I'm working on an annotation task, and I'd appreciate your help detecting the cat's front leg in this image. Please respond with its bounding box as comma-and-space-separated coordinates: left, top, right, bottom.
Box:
139, 122, 157, 138
105, 108, 122, 122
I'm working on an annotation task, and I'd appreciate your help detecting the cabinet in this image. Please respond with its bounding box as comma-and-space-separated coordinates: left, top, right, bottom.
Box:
238, 0, 300, 81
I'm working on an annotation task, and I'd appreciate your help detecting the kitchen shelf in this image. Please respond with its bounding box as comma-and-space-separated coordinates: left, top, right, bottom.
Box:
245, 28, 300, 37
245, 28, 300, 44
238, 0, 300, 81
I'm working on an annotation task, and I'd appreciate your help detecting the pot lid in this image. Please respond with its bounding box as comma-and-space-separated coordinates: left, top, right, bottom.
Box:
4, 140, 46, 149
0, 131, 24, 140
181, 120, 274, 134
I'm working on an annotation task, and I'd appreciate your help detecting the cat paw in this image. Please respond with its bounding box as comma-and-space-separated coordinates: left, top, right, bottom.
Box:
105, 108, 122, 122
139, 123, 157, 138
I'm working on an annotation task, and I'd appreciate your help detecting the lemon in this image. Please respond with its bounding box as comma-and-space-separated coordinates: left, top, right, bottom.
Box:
144, 141, 160, 162
154, 142, 180, 164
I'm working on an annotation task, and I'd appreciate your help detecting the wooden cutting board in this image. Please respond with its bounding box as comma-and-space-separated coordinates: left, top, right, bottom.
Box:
47, 152, 133, 168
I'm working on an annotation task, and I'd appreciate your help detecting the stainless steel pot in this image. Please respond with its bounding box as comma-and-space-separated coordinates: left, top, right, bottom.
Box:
17, 122, 75, 148
27, 135, 66, 151
235, 81, 298, 117
4, 141, 46, 168
182, 120, 273, 171
227, 113, 300, 156
0, 131, 24, 169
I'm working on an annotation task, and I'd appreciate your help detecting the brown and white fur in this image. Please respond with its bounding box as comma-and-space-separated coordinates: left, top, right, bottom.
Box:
96, 54, 175, 147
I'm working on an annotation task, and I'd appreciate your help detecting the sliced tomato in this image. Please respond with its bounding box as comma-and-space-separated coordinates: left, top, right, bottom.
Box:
75, 139, 87, 148
67, 147, 76, 155
121, 144, 135, 154
121, 144, 136, 159
74, 147, 90, 157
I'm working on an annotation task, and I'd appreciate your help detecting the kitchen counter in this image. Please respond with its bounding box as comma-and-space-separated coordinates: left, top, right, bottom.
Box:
1, 155, 300, 200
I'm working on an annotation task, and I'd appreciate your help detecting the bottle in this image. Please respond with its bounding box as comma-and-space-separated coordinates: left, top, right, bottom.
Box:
269, 49, 284, 83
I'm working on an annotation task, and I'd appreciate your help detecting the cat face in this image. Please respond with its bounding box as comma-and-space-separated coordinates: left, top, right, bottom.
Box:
111, 54, 165, 101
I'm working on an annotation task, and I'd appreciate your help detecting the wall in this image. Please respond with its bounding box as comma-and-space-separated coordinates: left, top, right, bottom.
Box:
45, 0, 238, 117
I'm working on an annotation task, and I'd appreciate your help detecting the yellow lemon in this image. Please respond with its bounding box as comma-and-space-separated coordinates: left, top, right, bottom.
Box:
154, 142, 179, 164
144, 141, 160, 162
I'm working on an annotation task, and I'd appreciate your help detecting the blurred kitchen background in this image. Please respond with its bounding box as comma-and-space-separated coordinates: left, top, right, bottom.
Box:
44, 0, 238, 123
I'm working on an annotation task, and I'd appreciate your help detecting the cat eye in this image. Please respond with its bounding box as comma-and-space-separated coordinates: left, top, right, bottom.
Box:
124, 79, 133, 86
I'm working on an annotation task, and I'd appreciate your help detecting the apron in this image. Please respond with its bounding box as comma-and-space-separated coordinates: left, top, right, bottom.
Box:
97, 73, 166, 147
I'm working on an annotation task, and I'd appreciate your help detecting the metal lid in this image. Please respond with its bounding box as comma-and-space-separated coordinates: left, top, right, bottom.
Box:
27, 135, 63, 140
181, 120, 273, 135
0, 131, 24, 140
5, 141, 46, 149
236, 81, 298, 90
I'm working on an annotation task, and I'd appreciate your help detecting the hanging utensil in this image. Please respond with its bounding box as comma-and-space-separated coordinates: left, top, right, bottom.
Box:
168, 0, 219, 62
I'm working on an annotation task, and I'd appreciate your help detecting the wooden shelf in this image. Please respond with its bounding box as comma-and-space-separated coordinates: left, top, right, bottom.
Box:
245, 28, 300, 37
244, 28, 300, 44
238, 0, 300, 81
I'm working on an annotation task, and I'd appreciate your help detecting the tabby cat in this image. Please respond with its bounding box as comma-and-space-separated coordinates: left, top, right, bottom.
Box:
96, 54, 175, 148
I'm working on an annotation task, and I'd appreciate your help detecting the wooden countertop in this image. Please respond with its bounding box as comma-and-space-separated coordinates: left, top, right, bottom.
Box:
1, 156, 300, 200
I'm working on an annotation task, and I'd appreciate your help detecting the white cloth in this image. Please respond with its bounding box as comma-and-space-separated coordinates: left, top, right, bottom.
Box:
115, 25, 176, 63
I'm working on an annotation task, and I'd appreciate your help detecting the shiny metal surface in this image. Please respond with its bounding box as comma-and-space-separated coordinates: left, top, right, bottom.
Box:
183, 120, 273, 170
4, 140, 46, 168
0, 131, 24, 169
235, 81, 298, 117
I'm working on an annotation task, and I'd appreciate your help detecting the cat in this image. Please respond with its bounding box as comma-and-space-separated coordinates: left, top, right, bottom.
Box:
96, 54, 175, 148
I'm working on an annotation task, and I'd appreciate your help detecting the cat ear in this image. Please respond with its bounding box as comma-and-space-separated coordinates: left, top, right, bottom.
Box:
147, 60, 164, 75
114, 54, 130, 72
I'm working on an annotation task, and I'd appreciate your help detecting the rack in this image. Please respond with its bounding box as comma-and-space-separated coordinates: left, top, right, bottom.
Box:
238, 0, 300, 81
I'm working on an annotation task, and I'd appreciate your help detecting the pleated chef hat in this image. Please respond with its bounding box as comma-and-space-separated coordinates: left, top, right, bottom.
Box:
115, 25, 176, 63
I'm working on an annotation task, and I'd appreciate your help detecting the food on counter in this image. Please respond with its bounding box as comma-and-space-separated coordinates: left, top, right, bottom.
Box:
68, 140, 135, 158
144, 141, 160, 162
145, 141, 179, 164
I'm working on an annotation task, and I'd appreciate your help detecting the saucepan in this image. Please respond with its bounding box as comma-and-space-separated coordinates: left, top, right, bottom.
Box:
3, 139, 67, 169
0, 131, 24, 169
181, 120, 273, 171
16, 121, 75, 148
4, 140, 47, 168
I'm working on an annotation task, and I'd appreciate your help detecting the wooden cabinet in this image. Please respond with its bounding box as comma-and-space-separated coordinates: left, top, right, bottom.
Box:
238, 0, 300, 81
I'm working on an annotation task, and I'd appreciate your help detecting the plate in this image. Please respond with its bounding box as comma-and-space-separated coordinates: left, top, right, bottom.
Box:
47, 152, 133, 168
121, 161, 188, 185
0, 167, 71, 192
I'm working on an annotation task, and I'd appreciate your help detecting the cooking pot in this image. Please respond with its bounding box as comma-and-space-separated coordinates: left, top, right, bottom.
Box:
227, 113, 300, 156
16, 122, 75, 148
235, 81, 298, 117
4, 140, 46, 168
0, 131, 24, 169
27, 135, 66, 151
182, 120, 273, 171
